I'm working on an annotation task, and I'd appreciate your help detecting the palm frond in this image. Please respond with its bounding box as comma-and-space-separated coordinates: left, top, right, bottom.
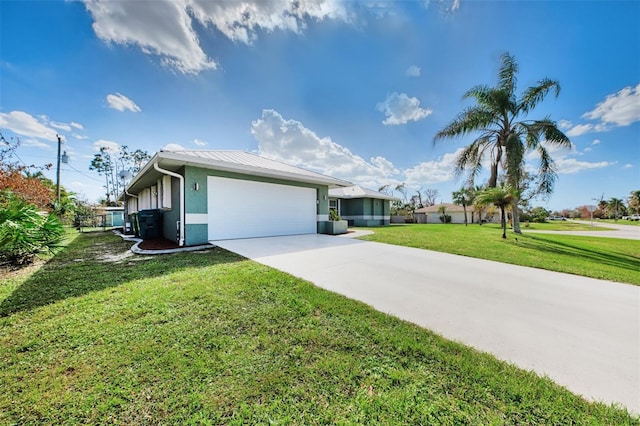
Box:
520, 79, 560, 113
535, 144, 557, 195
433, 106, 495, 143
498, 52, 518, 94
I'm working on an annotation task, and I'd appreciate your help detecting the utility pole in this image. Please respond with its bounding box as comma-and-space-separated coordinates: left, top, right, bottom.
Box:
56, 134, 62, 204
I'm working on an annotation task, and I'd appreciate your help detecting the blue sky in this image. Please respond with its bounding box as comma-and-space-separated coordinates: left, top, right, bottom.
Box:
1, 0, 638, 211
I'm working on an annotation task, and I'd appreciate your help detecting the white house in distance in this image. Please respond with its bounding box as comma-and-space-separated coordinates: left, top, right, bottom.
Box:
414, 203, 502, 224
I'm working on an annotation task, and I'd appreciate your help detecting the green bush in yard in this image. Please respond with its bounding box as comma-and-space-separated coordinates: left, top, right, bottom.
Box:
0, 191, 64, 266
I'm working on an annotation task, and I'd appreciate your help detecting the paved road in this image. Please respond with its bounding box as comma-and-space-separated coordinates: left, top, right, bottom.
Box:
524, 220, 640, 240
213, 234, 640, 413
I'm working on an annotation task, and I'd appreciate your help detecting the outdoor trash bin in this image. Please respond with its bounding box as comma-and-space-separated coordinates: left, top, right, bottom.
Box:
137, 209, 163, 239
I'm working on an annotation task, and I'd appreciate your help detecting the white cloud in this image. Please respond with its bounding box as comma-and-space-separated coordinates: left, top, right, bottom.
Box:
85, 0, 216, 74
251, 109, 464, 191
93, 139, 120, 153
554, 158, 614, 174
406, 65, 421, 77
84, 0, 349, 74
566, 123, 593, 137
193, 138, 207, 147
17, 138, 51, 149
106, 93, 141, 112
424, 0, 461, 13
526, 141, 613, 175
188, 0, 349, 44
583, 83, 640, 126
403, 149, 462, 185
70, 122, 84, 130
376, 92, 432, 125
622, 164, 633, 169
162, 143, 185, 151
591, 139, 600, 145
49, 121, 72, 132
0, 110, 59, 142
558, 119, 572, 129
252, 109, 398, 184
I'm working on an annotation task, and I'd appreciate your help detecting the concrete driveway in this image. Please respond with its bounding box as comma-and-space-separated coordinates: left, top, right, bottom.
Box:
213, 234, 640, 413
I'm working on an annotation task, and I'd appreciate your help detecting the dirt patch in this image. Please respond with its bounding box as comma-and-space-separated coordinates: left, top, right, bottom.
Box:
0, 260, 45, 281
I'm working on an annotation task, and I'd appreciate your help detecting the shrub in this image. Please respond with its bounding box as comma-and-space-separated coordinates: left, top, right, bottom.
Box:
439, 214, 452, 224
329, 209, 341, 221
0, 191, 64, 266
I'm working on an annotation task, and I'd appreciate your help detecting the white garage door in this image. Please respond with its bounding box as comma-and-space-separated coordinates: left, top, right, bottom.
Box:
207, 176, 317, 240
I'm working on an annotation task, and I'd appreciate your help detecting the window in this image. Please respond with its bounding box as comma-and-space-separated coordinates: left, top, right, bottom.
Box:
329, 198, 340, 215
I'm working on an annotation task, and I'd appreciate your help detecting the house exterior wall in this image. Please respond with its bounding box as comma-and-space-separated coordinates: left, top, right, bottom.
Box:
161, 175, 182, 244
415, 207, 501, 224
334, 198, 392, 226
129, 165, 334, 245
184, 166, 332, 245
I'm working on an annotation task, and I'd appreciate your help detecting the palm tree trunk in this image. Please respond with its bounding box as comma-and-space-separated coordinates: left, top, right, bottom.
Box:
463, 204, 468, 226
512, 203, 522, 234
488, 162, 499, 187
500, 206, 507, 239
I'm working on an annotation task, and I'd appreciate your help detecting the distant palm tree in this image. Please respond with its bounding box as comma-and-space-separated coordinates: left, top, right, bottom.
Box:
607, 197, 625, 220
628, 190, 640, 214
475, 184, 516, 239
434, 52, 572, 234
452, 187, 473, 226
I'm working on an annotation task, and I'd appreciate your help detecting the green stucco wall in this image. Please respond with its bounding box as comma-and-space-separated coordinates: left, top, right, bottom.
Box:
338, 198, 392, 226
185, 224, 208, 246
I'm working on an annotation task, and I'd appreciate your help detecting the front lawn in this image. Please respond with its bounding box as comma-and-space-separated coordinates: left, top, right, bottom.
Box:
358, 224, 640, 285
1, 232, 636, 424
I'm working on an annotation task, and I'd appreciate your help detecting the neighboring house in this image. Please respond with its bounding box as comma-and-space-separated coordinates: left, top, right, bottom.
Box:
414, 203, 502, 224
101, 206, 124, 227
123, 150, 352, 245
328, 185, 400, 226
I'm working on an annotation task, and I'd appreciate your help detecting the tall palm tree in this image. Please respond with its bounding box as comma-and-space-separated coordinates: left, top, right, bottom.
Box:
452, 186, 473, 226
475, 184, 516, 239
434, 52, 572, 234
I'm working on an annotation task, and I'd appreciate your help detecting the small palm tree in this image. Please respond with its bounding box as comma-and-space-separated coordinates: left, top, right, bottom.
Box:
434, 52, 572, 234
452, 187, 473, 226
475, 185, 516, 239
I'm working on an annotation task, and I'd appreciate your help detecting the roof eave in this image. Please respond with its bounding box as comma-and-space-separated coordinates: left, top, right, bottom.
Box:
125, 151, 352, 194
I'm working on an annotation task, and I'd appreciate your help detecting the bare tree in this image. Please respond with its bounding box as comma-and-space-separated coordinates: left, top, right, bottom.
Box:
421, 188, 439, 207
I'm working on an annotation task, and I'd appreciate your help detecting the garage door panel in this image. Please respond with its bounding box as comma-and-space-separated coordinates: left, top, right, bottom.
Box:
208, 176, 316, 240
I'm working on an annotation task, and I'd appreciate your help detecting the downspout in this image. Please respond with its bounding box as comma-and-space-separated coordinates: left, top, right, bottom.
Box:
153, 163, 185, 246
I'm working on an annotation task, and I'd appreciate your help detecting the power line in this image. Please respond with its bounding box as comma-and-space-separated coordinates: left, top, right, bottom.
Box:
62, 164, 105, 183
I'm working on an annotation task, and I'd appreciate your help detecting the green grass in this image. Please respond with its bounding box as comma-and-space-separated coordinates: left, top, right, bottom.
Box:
577, 218, 640, 226
1, 232, 636, 424
519, 221, 613, 231
358, 224, 640, 285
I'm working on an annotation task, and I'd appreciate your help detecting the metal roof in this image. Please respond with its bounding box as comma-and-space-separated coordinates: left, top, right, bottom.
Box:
328, 185, 400, 201
125, 150, 352, 194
